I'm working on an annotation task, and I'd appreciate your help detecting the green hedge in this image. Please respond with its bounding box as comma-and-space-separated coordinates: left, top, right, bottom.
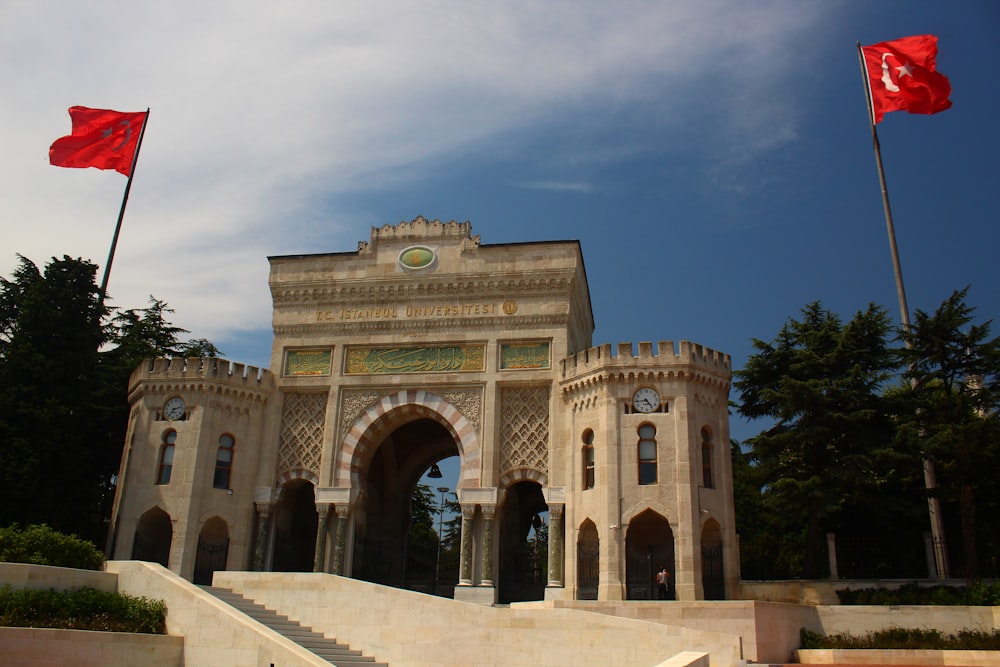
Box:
0, 585, 165, 634
0, 524, 103, 570
837, 581, 1000, 606
801, 626, 1000, 650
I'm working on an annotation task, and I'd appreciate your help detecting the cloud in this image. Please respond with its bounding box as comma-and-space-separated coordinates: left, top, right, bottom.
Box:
0, 0, 834, 342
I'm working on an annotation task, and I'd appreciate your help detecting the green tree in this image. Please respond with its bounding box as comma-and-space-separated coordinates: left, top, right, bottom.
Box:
735, 303, 899, 578
897, 288, 1000, 578
0, 256, 107, 541
0, 257, 220, 546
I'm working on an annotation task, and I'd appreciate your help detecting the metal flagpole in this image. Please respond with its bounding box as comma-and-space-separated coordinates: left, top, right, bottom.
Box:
97, 108, 150, 310
856, 43, 949, 579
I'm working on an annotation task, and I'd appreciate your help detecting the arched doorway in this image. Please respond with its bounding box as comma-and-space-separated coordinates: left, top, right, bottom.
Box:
498, 481, 548, 604
625, 509, 674, 600
701, 518, 725, 600
577, 519, 599, 600
352, 417, 460, 594
194, 516, 230, 585
132, 507, 172, 567
271, 479, 317, 572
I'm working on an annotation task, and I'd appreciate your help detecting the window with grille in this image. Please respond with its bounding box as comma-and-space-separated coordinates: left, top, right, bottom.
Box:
157, 431, 176, 485
638, 423, 657, 485
214, 434, 235, 489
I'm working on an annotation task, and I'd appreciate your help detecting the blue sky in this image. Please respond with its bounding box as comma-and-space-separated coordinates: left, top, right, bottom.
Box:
2, 1, 998, 450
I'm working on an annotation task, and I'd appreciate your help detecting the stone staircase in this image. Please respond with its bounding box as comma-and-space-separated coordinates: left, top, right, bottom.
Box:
201, 586, 388, 666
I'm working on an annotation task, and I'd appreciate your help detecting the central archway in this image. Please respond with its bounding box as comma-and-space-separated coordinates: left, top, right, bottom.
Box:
351, 417, 460, 594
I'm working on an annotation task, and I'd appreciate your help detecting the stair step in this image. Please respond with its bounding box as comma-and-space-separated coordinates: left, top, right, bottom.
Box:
200, 585, 385, 666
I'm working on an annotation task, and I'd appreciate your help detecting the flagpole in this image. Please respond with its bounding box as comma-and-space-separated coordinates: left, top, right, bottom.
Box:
97, 108, 150, 310
857, 43, 949, 579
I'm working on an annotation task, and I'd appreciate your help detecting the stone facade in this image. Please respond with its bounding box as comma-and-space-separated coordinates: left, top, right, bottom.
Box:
108, 217, 737, 603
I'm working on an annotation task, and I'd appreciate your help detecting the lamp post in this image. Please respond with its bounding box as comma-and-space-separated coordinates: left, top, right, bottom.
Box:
433, 486, 449, 596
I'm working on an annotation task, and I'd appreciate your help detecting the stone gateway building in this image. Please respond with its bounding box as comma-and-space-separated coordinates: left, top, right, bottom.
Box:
108, 217, 738, 604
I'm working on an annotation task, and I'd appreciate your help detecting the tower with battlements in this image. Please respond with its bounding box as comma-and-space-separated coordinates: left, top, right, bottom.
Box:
109, 218, 737, 603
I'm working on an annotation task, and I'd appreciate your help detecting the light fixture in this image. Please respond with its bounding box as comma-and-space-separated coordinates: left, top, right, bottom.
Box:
427, 463, 443, 479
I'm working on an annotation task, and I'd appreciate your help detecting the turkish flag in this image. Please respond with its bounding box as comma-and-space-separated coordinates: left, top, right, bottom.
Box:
49, 106, 147, 175
862, 35, 952, 124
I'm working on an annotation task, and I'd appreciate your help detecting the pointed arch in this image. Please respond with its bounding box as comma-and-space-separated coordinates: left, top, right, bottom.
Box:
577, 518, 599, 600
337, 389, 481, 488
132, 506, 172, 567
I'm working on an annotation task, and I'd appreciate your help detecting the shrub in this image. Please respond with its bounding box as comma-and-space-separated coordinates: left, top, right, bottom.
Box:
837, 581, 1000, 606
800, 626, 1000, 650
0, 524, 103, 570
0, 585, 165, 634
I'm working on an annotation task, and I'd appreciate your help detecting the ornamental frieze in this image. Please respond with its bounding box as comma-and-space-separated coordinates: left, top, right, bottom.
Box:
344, 344, 486, 375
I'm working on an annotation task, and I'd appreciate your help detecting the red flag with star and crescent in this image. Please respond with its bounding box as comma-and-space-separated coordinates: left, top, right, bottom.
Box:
49, 106, 147, 176
861, 35, 951, 124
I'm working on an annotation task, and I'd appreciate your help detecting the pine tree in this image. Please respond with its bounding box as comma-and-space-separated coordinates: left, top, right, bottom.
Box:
897, 288, 1000, 578
735, 302, 899, 577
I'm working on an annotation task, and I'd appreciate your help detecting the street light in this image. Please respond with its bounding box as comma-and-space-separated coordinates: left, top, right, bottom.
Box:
433, 486, 449, 596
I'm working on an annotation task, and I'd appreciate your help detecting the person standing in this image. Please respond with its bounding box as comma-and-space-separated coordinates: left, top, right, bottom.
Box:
656, 566, 670, 599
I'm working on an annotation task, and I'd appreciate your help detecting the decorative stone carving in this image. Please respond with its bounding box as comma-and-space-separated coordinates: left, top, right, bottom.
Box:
341, 390, 383, 433
440, 387, 482, 432
499, 385, 550, 476
277, 392, 327, 477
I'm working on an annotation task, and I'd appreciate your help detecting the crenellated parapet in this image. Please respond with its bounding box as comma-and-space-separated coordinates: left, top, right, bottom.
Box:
357, 216, 480, 254
559, 340, 731, 397
127, 357, 275, 406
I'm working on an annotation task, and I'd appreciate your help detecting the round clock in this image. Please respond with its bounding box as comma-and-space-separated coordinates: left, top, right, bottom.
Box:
163, 397, 186, 421
632, 387, 660, 413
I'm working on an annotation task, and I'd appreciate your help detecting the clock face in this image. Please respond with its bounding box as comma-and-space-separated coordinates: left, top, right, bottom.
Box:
164, 397, 186, 421
632, 387, 660, 413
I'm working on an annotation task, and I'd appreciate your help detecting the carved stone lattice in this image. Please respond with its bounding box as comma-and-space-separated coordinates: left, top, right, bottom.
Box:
340, 390, 382, 434
278, 392, 327, 476
499, 385, 549, 476
441, 388, 482, 432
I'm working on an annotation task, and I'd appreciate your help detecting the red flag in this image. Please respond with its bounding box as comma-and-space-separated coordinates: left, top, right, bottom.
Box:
49, 106, 147, 175
861, 35, 951, 124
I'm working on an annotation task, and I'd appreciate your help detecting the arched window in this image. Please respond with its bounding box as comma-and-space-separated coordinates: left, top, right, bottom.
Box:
701, 427, 714, 489
582, 429, 595, 490
213, 434, 235, 489
638, 423, 657, 485
157, 431, 176, 485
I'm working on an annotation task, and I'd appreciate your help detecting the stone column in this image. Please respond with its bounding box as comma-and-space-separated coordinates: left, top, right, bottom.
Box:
480, 505, 495, 587
547, 504, 564, 587
313, 504, 330, 573
332, 506, 350, 576
253, 502, 272, 572
457, 505, 475, 586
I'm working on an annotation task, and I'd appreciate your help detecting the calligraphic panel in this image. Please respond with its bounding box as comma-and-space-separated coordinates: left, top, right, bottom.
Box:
284, 349, 333, 376
499, 342, 550, 370
344, 345, 486, 375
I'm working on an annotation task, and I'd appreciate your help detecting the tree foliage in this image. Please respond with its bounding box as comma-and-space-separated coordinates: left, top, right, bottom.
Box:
896, 287, 1000, 578
734, 302, 898, 578
0, 256, 220, 548
735, 290, 1000, 580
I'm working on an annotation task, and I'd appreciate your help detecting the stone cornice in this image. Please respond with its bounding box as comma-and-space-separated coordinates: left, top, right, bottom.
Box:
128, 379, 272, 407
273, 313, 569, 337
127, 358, 274, 407
559, 368, 731, 399
558, 341, 732, 400
270, 275, 576, 306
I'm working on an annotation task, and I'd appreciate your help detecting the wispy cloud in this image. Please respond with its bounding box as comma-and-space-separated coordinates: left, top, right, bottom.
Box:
0, 1, 835, 343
